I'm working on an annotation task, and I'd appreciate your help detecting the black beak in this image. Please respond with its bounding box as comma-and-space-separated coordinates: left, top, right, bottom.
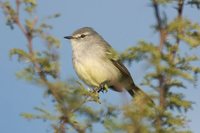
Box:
64, 36, 73, 39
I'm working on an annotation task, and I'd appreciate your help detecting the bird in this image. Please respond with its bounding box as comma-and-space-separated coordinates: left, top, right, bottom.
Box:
64, 27, 152, 103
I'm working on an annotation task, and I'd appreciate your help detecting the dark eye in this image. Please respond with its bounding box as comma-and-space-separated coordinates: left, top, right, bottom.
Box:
80, 34, 86, 38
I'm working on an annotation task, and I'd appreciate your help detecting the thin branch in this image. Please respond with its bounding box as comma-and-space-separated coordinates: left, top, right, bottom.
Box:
152, 0, 167, 51
152, 0, 162, 30
58, 120, 66, 133
71, 96, 90, 113
152, 0, 167, 108
178, 0, 184, 18
175, 0, 184, 47
152, 0, 168, 131
16, 0, 20, 16
170, 0, 184, 67
60, 117, 85, 133
15, 0, 27, 37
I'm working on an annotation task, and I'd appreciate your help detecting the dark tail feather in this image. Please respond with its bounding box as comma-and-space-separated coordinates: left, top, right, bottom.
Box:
128, 84, 154, 106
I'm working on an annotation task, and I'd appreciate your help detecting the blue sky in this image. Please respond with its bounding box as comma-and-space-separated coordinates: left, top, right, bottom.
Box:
0, 0, 200, 133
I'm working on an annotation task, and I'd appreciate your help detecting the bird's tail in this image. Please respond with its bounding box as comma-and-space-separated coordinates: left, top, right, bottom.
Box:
128, 83, 154, 106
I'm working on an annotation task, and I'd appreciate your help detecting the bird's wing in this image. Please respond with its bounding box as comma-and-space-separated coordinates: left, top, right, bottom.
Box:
106, 47, 132, 78
111, 59, 132, 78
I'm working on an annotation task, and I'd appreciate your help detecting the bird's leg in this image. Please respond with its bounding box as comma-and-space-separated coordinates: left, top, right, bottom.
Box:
97, 80, 110, 93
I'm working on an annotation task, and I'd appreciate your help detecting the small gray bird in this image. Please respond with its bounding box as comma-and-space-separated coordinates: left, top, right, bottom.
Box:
64, 27, 151, 100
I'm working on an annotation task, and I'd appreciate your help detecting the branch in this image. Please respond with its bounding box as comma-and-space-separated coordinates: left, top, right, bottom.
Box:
152, 0, 167, 51
152, 0, 162, 30
12, 1, 68, 132
175, 0, 184, 46
168, 0, 184, 72
152, 0, 168, 131
15, 0, 27, 37
178, 0, 184, 18
60, 117, 85, 133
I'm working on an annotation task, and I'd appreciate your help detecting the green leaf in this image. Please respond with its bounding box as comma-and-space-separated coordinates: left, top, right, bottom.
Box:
9, 48, 30, 61
46, 35, 60, 48
23, 0, 37, 13
25, 19, 34, 31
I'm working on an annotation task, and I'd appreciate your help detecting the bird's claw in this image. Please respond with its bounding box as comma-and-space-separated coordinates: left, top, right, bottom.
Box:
97, 80, 109, 93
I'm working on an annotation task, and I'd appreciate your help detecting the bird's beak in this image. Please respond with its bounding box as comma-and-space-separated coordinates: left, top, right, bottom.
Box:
64, 36, 74, 39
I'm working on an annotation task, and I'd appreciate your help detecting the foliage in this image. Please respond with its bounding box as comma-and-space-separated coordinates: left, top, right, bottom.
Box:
0, 0, 200, 133
0, 0, 103, 132
120, 0, 200, 133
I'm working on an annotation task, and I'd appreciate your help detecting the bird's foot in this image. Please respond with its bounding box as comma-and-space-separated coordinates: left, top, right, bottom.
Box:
97, 80, 109, 93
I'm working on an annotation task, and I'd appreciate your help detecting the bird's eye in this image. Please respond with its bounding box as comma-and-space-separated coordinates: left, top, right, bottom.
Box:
80, 34, 86, 38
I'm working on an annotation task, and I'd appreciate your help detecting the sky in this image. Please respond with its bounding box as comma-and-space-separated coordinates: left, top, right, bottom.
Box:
0, 0, 200, 133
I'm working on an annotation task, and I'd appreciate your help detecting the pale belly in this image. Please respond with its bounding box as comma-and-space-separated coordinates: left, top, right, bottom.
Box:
73, 57, 121, 87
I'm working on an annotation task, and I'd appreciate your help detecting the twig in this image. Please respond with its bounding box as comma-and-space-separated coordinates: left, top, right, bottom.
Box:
60, 116, 85, 133
178, 0, 184, 19
16, 0, 20, 16
173, 0, 184, 46
152, 0, 167, 51
15, 0, 27, 37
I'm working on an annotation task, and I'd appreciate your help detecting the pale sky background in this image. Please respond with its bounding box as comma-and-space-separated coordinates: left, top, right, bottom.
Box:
0, 0, 200, 133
